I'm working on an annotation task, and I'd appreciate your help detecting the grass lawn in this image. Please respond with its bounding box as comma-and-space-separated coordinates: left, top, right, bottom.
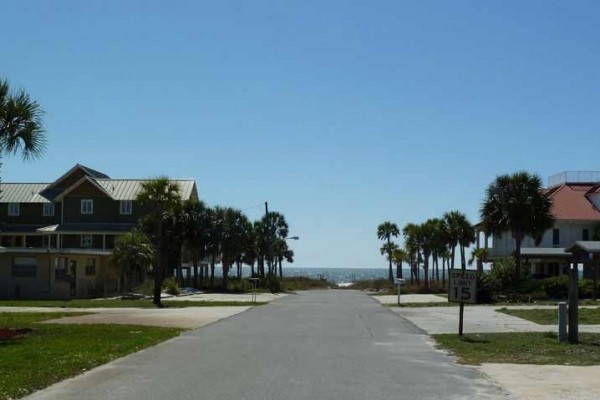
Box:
386, 302, 457, 308
0, 313, 183, 400
433, 332, 600, 365
0, 299, 265, 308
497, 307, 600, 325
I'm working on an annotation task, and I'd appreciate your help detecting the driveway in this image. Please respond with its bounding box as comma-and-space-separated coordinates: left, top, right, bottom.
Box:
25, 290, 509, 400
392, 305, 600, 334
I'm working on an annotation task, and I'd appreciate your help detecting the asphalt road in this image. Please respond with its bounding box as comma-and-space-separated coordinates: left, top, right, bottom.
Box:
27, 291, 510, 400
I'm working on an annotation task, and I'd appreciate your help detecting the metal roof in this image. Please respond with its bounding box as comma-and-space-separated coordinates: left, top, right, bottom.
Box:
37, 223, 136, 233
521, 247, 572, 258
0, 224, 47, 233
566, 241, 600, 254
0, 183, 52, 203
95, 179, 197, 201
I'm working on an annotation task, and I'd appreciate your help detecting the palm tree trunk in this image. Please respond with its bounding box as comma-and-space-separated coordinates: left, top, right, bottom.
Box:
515, 237, 522, 282
222, 263, 229, 291
193, 256, 199, 288
424, 258, 429, 290
210, 255, 215, 287
198, 263, 204, 288
435, 255, 439, 285
250, 261, 255, 277
451, 246, 456, 270
442, 257, 446, 285
278, 259, 283, 280
387, 237, 393, 282
153, 219, 163, 307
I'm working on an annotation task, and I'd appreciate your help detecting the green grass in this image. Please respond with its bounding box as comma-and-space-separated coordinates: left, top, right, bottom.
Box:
0, 313, 183, 400
497, 307, 600, 325
386, 302, 457, 308
433, 332, 600, 365
0, 299, 265, 308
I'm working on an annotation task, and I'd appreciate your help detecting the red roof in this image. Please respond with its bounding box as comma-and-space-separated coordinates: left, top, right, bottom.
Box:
546, 184, 600, 221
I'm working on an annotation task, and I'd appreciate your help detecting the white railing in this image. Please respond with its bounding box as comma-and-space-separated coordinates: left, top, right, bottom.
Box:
548, 171, 600, 187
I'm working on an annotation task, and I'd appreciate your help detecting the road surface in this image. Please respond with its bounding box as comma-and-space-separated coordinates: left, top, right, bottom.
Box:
27, 291, 509, 400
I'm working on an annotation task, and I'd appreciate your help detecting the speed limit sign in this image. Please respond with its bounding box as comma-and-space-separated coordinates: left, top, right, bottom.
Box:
448, 269, 477, 304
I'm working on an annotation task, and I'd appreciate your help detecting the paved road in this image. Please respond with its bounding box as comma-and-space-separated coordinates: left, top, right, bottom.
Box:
27, 291, 509, 400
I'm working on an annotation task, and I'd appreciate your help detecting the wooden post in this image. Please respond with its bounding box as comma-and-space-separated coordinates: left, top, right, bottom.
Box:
568, 263, 579, 343
459, 302, 465, 336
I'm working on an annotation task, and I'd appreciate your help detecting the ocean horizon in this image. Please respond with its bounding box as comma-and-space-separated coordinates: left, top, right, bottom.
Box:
193, 267, 418, 284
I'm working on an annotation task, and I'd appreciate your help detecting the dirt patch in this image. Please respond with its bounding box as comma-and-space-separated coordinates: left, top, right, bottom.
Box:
0, 328, 33, 340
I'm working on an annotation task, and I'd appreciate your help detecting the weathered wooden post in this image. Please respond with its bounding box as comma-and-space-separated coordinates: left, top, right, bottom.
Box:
558, 302, 567, 342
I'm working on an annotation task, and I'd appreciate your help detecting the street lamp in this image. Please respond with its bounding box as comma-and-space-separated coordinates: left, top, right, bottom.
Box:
286, 236, 299, 240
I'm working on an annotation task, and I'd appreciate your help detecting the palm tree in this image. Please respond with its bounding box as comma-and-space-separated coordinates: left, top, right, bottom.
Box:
403, 223, 421, 285
261, 212, 289, 274
137, 177, 182, 306
377, 221, 400, 282
480, 172, 554, 281
443, 211, 462, 271
274, 238, 294, 279
111, 229, 155, 293
380, 242, 399, 275
468, 248, 489, 276
0, 80, 46, 195
182, 200, 210, 288
392, 248, 408, 280
219, 208, 247, 291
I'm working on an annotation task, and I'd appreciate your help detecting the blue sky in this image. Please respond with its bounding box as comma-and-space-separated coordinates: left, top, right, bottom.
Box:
3, 1, 600, 268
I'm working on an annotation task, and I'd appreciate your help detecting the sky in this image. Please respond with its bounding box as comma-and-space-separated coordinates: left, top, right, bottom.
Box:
3, 1, 600, 269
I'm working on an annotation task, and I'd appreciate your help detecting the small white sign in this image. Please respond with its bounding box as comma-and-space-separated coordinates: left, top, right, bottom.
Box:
394, 278, 406, 285
448, 269, 477, 304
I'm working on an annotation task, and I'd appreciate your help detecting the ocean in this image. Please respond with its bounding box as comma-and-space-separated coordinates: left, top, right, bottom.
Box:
196, 267, 411, 284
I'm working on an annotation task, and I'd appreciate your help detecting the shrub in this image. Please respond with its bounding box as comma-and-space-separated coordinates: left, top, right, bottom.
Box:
543, 275, 569, 299
162, 277, 179, 296
540, 276, 593, 300
264, 273, 281, 293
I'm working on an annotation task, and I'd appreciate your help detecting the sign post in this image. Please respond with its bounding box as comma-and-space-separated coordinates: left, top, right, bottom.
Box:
448, 269, 477, 336
394, 278, 405, 306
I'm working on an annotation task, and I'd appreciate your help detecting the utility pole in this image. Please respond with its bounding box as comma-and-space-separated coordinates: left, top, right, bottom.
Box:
265, 201, 270, 274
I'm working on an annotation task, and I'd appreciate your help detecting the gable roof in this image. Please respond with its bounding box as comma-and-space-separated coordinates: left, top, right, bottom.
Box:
0, 165, 198, 203
546, 184, 600, 221
53, 176, 114, 201
47, 164, 110, 190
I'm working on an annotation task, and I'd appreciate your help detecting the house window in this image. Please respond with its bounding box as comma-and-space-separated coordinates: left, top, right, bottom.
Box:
8, 203, 20, 216
120, 200, 132, 215
12, 257, 36, 277
55, 257, 67, 280
552, 229, 560, 247
583, 229, 589, 241
81, 199, 93, 214
43, 203, 55, 216
85, 258, 96, 276
81, 235, 93, 248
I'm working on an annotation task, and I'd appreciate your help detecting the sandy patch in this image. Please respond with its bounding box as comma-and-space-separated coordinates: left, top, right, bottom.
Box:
479, 363, 600, 400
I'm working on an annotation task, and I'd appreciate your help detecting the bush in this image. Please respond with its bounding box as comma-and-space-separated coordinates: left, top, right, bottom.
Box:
264, 273, 281, 293
539, 276, 593, 300
542, 275, 569, 299
162, 277, 179, 296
